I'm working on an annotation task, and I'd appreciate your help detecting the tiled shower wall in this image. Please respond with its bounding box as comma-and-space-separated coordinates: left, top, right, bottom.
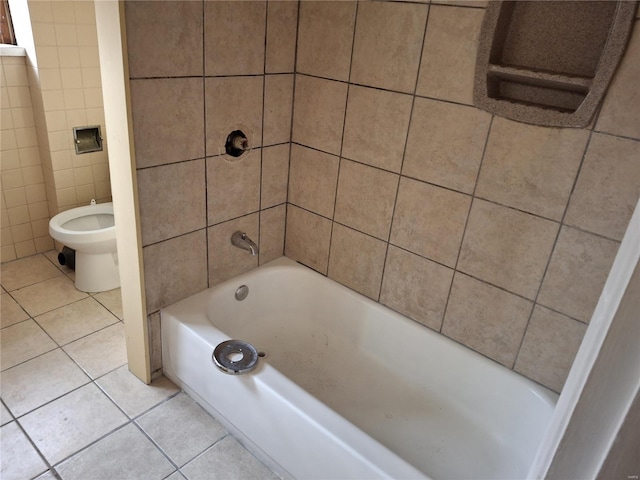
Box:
125, 0, 297, 374
285, 1, 640, 393
127, 0, 639, 389
1, 54, 53, 262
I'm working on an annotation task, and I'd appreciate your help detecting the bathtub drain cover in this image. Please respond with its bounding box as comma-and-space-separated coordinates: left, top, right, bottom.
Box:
213, 340, 258, 375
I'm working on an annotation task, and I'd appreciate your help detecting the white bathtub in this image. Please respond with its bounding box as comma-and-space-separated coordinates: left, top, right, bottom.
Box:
161, 257, 557, 479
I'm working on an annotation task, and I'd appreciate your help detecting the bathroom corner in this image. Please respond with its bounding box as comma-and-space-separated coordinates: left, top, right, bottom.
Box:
124, 0, 296, 377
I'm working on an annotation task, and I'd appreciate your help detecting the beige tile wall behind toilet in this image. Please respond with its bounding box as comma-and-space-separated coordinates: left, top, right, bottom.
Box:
25, 0, 111, 215
1, 56, 53, 262
126, 0, 296, 375
285, 1, 640, 393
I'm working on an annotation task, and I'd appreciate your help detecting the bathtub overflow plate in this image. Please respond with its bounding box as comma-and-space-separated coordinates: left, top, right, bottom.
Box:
213, 340, 258, 375
235, 285, 249, 301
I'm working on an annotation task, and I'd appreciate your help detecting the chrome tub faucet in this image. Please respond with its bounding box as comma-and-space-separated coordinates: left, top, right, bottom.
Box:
231, 231, 259, 256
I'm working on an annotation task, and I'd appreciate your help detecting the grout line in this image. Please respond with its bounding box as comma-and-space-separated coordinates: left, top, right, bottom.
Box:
201, 0, 209, 289
379, 0, 431, 302
325, 0, 360, 279
511, 128, 598, 369
439, 115, 495, 332
257, 0, 270, 266
11, 415, 58, 479
283, 0, 302, 256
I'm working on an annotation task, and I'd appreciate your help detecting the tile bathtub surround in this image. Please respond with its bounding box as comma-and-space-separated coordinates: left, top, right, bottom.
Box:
126, 0, 639, 392
128, 0, 294, 317
286, 4, 640, 392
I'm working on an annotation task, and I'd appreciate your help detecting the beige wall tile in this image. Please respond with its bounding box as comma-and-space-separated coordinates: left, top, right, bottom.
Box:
351, 2, 427, 93
564, 133, 640, 241
380, 245, 453, 331
10, 223, 34, 243
403, 98, 491, 194
204, 1, 266, 76
390, 177, 470, 267
596, 24, 640, 139
76, 184, 96, 204
33, 22, 57, 46
266, 1, 298, 73
458, 199, 559, 299
334, 160, 399, 240
34, 236, 53, 253
8, 205, 30, 225
292, 75, 347, 155
288, 144, 339, 218
207, 151, 261, 225
130, 78, 204, 169
2, 150, 20, 171
328, 224, 387, 300
442, 273, 533, 367
1, 245, 16, 262
259, 205, 286, 265
59, 47, 81, 69
514, 306, 587, 392
205, 76, 263, 156
538, 227, 619, 323
143, 230, 208, 312
297, 1, 356, 81
261, 144, 289, 209
342, 85, 412, 173
285, 205, 332, 274
3, 187, 27, 209
264, 74, 293, 146
476, 117, 590, 220
28, 201, 49, 221
56, 187, 77, 208
14, 240, 37, 259
416, 6, 483, 104
125, 1, 203, 78
208, 213, 259, 287
137, 160, 206, 246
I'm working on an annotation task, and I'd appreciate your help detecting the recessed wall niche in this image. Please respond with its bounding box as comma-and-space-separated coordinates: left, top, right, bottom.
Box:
474, 0, 638, 128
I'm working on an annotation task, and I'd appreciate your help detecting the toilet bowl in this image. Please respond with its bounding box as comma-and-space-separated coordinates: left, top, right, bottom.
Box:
49, 201, 119, 292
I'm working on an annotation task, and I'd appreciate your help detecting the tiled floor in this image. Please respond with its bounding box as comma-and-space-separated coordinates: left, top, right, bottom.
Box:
1, 252, 279, 480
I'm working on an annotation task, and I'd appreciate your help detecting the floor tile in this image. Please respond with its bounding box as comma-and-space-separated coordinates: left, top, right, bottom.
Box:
137, 393, 227, 467
63, 323, 127, 379
19, 383, 128, 465
1, 401, 13, 426
181, 436, 278, 480
56, 423, 175, 480
1, 349, 90, 417
93, 287, 124, 320
10, 276, 88, 317
0, 254, 62, 291
36, 297, 119, 346
1, 422, 49, 480
1, 292, 29, 328
0, 320, 57, 371
96, 365, 179, 418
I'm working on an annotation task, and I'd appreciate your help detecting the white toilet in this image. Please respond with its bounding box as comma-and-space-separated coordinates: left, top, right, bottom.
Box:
49, 200, 119, 292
